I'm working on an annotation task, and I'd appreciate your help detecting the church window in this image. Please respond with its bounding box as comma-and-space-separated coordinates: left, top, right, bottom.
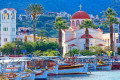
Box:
76, 20, 79, 26
2, 14, 3, 19
3, 27, 8, 31
6, 13, 9, 19
84, 44, 85, 49
81, 20, 84, 23
3, 13, 5, 19
11, 13, 15, 19
4, 38, 7, 42
70, 21, 71, 26
72, 21, 75, 26
91, 44, 93, 46
12, 38, 14, 41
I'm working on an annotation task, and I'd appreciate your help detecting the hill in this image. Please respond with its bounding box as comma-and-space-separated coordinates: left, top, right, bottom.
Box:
0, 0, 114, 17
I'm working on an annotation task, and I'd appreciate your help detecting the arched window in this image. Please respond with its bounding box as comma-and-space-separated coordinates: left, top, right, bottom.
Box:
76, 20, 80, 26
3, 13, 5, 19
81, 20, 84, 23
72, 20, 75, 26
11, 13, 15, 19
6, 13, 9, 19
70, 21, 71, 26
2, 14, 3, 20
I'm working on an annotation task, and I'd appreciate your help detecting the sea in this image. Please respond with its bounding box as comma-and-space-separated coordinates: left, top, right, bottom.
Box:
47, 70, 120, 80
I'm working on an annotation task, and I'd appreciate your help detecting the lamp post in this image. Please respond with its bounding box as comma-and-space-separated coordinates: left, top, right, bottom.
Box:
15, 44, 21, 56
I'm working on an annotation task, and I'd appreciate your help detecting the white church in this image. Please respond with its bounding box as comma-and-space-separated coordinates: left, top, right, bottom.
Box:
62, 10, 106, 56
0, 8, 16, 46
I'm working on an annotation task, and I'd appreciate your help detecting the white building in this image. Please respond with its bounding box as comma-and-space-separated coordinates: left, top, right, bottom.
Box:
0, 8, 17, 46
62, 10, 106, 56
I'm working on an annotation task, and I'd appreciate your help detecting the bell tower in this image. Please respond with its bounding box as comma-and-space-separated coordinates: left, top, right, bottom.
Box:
0, 8, 17, 46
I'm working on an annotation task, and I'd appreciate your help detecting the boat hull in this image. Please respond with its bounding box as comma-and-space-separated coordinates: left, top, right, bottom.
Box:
58, 64, 88, 75
34, 70, 47, 79
96, 64, 111, 70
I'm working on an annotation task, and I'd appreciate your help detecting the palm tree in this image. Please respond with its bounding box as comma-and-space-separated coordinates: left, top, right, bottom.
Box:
38, 29, 46, 41
79, 19, 96, 50
53, 17, 68, 55
103, 16, 119, 51
25, 3, 44, 42
103, 7, 118, 51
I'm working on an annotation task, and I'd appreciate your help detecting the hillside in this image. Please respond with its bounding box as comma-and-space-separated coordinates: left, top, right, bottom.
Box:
110, 0, 120, 16
0, 0, 114, 17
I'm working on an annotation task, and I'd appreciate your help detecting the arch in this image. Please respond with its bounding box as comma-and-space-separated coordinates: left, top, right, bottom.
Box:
70, 21, 71, 26
72, 20, 75, 26
2, 13, 5, 19
6, 13, 9, 19
76, 20, 80, 26
2, 14, 3, 19
11, 13, 15, 19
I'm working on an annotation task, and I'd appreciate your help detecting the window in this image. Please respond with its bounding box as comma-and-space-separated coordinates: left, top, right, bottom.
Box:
84, 44, 85, 49
76, 20, 79, 26
12, 38, 14, 41
6, 13, 9, 19
4, 38, 7, 42
3, 27, 8, 31
91, 44, 93, 46
2, 14, 3, 19
81, 20, 84, 23
72, 21, 75, 26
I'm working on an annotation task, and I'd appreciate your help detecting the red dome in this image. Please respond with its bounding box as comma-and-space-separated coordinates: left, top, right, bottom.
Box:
71, 10, 90, 19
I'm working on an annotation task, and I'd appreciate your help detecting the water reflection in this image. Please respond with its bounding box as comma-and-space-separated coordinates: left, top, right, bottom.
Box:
47, 70, 120, 80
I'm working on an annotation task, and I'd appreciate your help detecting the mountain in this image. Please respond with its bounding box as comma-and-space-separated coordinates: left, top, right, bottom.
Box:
110, 0, 120, 16
0, 0, 114, 17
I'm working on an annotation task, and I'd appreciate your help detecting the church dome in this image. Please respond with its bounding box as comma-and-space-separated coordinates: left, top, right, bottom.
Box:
71, 10, 90, 19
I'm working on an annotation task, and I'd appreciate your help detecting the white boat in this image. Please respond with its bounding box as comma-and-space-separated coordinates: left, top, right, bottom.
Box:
32, 70, 48, 80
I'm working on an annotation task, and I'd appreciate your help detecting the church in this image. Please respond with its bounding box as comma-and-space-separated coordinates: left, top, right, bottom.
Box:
62, 8, 106, 56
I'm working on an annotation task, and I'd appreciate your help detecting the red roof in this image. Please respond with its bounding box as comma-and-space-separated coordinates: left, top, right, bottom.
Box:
81, 34, 93, 38
8, 8, 13, 10
96, 44, 104, 46
71, 10, 90, 19
95, 28, 103, 32
70, 44, 77, 46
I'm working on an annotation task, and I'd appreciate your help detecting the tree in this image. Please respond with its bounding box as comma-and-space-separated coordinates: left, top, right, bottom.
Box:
65, 49, 80, 57
103, 8, 119, 51
80, 50, 93, 56
25, 3, 44, 42
1, 42, 15, 55
90, 46, 106, 56
43, 49, 60, 56
53, 17, 68, 55
38, 29, 46, 41
79, 19, 96, 50
23, 41, 35, 53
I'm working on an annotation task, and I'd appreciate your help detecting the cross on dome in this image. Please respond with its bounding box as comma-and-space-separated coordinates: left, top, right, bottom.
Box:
79, 4, 82, 11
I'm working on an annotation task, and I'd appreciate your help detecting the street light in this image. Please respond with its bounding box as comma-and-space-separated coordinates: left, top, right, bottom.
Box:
14, 44, 21, 56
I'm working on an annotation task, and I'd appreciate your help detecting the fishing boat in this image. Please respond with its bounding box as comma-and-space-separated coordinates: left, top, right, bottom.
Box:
27, 57, 48, 79
58, 57, 88, 75
75, 56, 97, 70
39, 56, 88, 75
96, 60, 111, 70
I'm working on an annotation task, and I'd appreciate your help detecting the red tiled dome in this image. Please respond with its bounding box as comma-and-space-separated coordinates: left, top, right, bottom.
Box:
71, 10, 90, 19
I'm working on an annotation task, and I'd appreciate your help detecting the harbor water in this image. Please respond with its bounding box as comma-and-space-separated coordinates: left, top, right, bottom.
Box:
47, 70, 120, 80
